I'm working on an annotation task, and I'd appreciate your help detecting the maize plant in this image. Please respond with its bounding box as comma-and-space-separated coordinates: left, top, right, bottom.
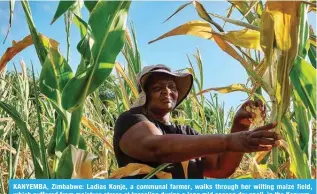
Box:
0, 0, 131, 180
149, 0, 316, 178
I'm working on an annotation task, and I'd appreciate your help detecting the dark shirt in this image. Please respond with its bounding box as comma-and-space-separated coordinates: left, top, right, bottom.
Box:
113, 107, 204, 179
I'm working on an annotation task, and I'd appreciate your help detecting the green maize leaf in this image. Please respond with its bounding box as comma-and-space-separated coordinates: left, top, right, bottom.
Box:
84, 0, 98, 13
0, 101, 44, 178
298, 4, 309, 58
62, 1, 131, 111
78, 135, 87, 150
54, 115, 67, 154
72, 13, 92, 77
32, 63, 50, 178
282, 117, 311, 179
308, 44, 316, 68
293, 90, 310, 155
130, 24, 142, 74
21, 0, 47, 64
51, 0, 76, 24
290, 56, 316, 118
73, 13, 87, 37
56, 145, 73, 178
39, 48, 74, 104
47, 127, 57, 157
74, 14, 94, 69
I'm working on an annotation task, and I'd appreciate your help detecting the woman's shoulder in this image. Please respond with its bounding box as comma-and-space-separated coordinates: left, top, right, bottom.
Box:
115, 107, 149, 129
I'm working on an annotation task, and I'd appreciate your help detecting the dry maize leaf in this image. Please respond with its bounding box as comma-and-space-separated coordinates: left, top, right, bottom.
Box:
266, 1, 301, 53
109, 163, 172, 179
70, 145, 97, 179
196, 84, 250, 95
181, 161, 189, 179
163, 2, 191, 23
263, 1, 301, 125
260, 11, 275, 67
249, 158, 264, 178
308, 3, 316, 12
125, 28, 133, 50
255, 151, 270, 163
212, 34, 263, 85
213, 34, 248, 65
192, 1, 213, 24
81, 116, 114, 153
220, 29, 261, 50
229, 1, 256, 24
115, 62, 138, 98
0, 34, 58, 72
149, 20, 213, 44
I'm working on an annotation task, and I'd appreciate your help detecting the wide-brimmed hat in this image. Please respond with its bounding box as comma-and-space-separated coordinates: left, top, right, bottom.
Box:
131, 64, 193, 110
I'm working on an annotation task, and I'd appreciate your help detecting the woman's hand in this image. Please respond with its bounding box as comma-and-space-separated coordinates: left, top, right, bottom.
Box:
226, 123, 281, 153
231, 99, 266, 132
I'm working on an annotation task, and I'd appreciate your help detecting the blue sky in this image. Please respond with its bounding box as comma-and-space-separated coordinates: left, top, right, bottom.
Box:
0, 1, 316, 112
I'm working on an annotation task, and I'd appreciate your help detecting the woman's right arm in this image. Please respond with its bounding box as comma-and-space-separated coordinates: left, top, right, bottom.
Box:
119, 120, 279, 164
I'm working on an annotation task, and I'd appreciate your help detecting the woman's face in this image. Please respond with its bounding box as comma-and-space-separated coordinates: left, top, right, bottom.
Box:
146, 74, 179, 114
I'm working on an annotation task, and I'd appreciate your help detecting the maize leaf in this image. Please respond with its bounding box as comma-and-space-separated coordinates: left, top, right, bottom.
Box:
212, 34, 271, 95
31, 64, 50, 178
130, 24, 142, 74
81, 116, 114, 153
220, 29, 261, 50
110, 163, 172, 179
0, 34, 58, 72
282, 117, 311, 178
0, 101, 44, 178
122, 24, 141, 89
192, 1, 223, 32
116, 66, 130, 111
56, 145, 72, 178
39, 48, 74, 104
21, 0, 48, 64
290, 56, 316, 119
163, 2, 191, 23
260, 11, 275, 79
197, 84, 250, 95
308, 44, 316, 68
293, 90, 310, 156
298, 4, 310, 58
149, 20, 213, 44
229, 1, 256, 24
62, 1, 130, 111
84, 0, 98, 13
267, 1, 301, 53
73, 13, 94, 76
51, 0, 76, 24
71, 145, 96, 178
115, 63, 138, 98
210, 13, 260, 31
263, 1, 301, 125
3, 0, 15, 44
56, 145, 96, 179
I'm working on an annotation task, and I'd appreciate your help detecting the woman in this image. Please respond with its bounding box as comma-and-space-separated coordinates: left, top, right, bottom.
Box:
113, 64, 281, 179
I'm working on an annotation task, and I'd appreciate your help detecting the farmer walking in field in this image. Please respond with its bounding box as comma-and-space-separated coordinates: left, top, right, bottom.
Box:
113, 64, 281, 179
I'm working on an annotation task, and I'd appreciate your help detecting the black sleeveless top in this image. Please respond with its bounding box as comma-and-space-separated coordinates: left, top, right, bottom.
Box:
113, 107, 204, 179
